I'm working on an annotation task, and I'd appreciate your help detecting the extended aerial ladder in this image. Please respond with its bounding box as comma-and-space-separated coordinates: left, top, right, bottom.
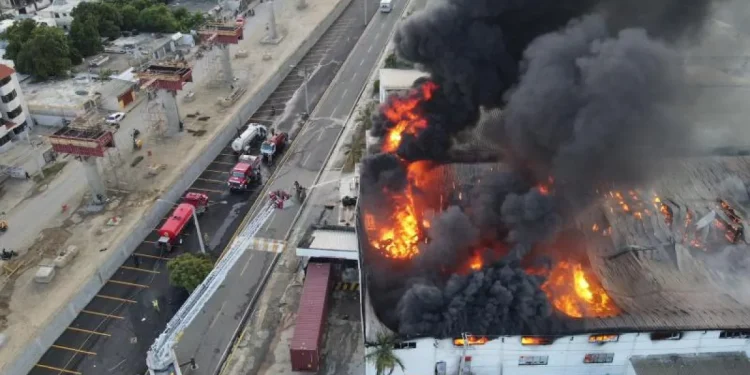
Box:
146, 202, 276, 375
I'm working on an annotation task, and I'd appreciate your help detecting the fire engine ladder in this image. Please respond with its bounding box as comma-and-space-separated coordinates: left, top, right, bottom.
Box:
146, 202, 276, 374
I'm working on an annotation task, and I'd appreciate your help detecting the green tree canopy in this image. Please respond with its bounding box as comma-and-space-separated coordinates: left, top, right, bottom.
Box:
167, 253, 214, 292
2, 18, 39, 62
120, 5, 140, 31
71, 2, 123, 39
69, 18, 102, 57
15, 26, 72, 79
137, 4, 179, 33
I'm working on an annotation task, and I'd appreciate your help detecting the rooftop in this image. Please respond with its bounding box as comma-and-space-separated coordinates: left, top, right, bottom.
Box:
22, 76, 104, 110
630, 352, 750, 375
379, 68, 429, 90
296, 225, 359, 260
0, 63, 14, 80
46, 0, 86, 13
361, 156, 750, 336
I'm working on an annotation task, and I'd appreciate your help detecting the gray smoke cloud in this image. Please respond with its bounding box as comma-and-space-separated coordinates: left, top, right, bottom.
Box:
363, 0, 724, 338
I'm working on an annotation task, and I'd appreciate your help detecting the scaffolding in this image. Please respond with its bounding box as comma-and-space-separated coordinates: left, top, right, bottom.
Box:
135, 60, 193, 136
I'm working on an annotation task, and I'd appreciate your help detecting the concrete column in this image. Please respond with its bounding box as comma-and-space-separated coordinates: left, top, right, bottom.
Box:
83, 156, 107, 202
268, 0, 278, 41
158, 89, 182, 136
221, 45, 234, 87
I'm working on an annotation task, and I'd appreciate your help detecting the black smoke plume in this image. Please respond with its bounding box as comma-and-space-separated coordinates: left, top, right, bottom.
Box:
363, 0, 722, 338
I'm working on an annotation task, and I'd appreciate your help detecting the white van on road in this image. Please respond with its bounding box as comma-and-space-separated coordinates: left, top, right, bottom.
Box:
380, 0, 392, 13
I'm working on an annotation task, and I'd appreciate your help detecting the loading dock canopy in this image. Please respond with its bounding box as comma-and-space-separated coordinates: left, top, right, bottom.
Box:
296, 225, 359, 260
629, 352, 750, 375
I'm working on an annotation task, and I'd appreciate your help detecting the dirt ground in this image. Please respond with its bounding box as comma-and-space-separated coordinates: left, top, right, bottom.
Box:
0, 0, 345, 369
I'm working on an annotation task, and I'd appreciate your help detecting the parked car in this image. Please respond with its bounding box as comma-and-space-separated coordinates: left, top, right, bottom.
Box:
105, 112, 126, 125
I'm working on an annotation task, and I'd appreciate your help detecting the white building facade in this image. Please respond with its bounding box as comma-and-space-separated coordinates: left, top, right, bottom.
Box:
366, 331, 750, 375
379, 68, 429, 103
0, 64, 33, 152
36, 0, 84, 30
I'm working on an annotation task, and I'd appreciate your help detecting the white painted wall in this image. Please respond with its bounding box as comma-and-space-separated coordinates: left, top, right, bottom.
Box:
0, 70, 34, 129
365, 331, 750, 375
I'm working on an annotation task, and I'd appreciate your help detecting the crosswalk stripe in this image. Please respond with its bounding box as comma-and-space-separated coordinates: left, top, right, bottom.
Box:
247, 237, 287, 253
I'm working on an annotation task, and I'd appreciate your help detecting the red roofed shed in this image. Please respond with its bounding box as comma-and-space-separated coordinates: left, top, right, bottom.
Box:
289, 262, 333, 372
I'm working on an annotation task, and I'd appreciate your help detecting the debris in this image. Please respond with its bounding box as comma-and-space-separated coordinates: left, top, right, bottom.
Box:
107, 216, 122, 226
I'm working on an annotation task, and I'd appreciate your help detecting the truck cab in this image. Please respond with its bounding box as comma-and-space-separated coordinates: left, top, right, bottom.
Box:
228, 154, 262, 191
379, 0, 392, 13
260, 131, 288, 163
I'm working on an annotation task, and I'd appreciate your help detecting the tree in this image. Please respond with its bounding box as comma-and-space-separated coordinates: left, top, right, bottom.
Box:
172, 7, 205, 32
137, 4, 179, 33
71, 2, 123, 39
2, 19, 38, 62
69, 18, 102, 57
167, 253, 214, 292
120, 5, 140, 31
342, 101, 376, 172
365, 332, 405, 375
16, 27, 72, 79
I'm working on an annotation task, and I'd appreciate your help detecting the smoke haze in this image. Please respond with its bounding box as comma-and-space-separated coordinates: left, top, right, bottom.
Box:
363, 0, 726, 338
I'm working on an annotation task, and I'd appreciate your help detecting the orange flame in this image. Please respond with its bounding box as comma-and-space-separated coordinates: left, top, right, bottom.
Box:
540, 261, 620, 318
453, 335, 489, 346
381, 81, 438, 153
468, 252, 483, 271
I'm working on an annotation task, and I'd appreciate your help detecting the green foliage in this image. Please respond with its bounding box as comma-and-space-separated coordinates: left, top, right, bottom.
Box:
383, 52, 414, 69
365, 332, 405, 375
2, 19, 39, 62
71, 2, 123, 39
137, 4, 179, 32
120, 5, 140, 30
343, 101, 377, 172
167, 253, 214, 292
15, 26, 72, 79
70, 19, 103, 57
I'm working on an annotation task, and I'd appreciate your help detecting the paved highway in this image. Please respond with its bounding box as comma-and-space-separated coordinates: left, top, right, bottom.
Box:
170, 0, 392, 374
173, 1, 408, 374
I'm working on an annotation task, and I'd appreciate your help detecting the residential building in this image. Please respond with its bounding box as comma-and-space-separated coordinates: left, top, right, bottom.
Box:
0, 0, 52, 16
36, 0, 85, 30
0, 64, 32, 151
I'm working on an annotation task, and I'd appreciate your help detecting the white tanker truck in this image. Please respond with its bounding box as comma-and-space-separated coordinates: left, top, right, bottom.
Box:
231, 124, 268, 153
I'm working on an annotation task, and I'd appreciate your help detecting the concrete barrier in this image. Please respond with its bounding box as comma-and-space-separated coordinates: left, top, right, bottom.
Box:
4, 0, 352, 373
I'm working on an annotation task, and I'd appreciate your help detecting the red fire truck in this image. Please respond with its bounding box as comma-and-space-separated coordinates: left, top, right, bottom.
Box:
156, 193, 209, 251
260, 131, 288, 163
228, 154, 262, 192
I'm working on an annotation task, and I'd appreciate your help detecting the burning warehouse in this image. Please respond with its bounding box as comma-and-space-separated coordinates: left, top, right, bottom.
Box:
357, 0, 750, 374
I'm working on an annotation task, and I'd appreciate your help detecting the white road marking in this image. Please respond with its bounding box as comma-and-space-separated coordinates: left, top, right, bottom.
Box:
208, 301, 227, 329
303, 153, 313, 166
240, 253, 255, 276
360, 60, 365, 67
367, 45, 373, 53
342, 88, 349, 98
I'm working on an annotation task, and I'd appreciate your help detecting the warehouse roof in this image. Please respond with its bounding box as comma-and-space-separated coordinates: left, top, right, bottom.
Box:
296, 225, 359, 260
630, 352, 750, 375
379, 68, 429, 90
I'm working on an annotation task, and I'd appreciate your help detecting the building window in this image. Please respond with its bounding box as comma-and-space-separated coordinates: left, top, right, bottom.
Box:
7, 105, 22, 119
519, 356, 548, 366
650, 332, 682, 341
12, 120, 27, 134
393, 342, 416, 350
54, 12, 60, 18
0, 132, 11, 146
1, 89, 17, 103
584, 353, 614, 364
0, 75, 11, 86
719, 330, 750, 339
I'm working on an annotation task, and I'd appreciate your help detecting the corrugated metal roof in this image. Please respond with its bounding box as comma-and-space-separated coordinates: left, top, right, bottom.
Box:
290, 262, 332, 350
631, 353, 750, 375
309, 229, 358, 252
379, 68, 429, 90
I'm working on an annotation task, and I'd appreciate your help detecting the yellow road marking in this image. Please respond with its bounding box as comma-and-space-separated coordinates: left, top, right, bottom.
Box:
51, 345, 96, 355
67, 327, 111, 337
197, 178, 226, 184
35, 364, 82, 374
132, 252, 172, 261
108, 279, 149, 288
81, 310, 124, 320
121, 266, 160, 274
190, 187, 225, 194
95, 294, 137, 304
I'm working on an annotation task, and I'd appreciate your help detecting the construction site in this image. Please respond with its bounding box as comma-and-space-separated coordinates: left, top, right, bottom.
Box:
0, 0, 358, 373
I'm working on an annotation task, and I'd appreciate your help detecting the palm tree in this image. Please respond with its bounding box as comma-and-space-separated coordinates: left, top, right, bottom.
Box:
365, 332, 405, 375
342, 101, 377, 172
